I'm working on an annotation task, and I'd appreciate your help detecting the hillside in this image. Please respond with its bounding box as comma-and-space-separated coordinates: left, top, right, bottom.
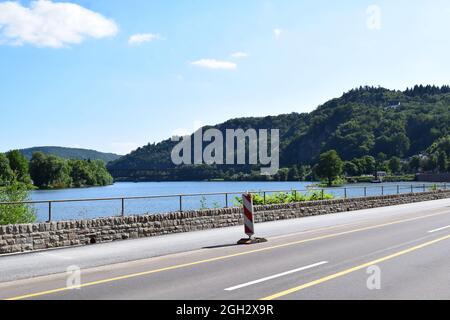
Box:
108, 85, 450, 181
20, 147, 121, 163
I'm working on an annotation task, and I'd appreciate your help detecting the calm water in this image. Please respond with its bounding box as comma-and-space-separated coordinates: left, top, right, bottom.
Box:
29, 181, 440, 222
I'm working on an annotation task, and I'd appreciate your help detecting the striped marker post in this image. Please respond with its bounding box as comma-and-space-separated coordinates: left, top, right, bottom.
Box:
242, 193, 255, 238
237, 193, 267, 245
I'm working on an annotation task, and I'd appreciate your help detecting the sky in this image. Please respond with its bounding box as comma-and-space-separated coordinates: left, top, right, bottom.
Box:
1, 0, 450, 155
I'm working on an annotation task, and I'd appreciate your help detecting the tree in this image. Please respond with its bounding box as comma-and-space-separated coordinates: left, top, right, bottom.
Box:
287, 166, 299, 181
29, 152, 72, 188
315, 150, 343, 186
68, 159, 113, 187
298, 165, 312, 181
388, 157, 402, 174
356, 156, 376, 175
343, 161, 359, 176
428, 136, 450, 155
437, 151, 448, 173
0, 154, 14, 186
6, 150, 31, 185
409, 156, 421, 172
91, 160, 114, 186
69, 159, 96, 187
422, 155, 438, 172
0, 183, 36, 225
276, 168, 289, 181
28, 152, 47, 188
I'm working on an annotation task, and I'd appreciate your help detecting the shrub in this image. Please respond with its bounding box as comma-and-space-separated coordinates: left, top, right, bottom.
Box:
233, 190, 334, 206
0, 183, 36, 225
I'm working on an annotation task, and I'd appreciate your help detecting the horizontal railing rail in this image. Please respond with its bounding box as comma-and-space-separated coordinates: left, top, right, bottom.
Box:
0, 183, 447, 222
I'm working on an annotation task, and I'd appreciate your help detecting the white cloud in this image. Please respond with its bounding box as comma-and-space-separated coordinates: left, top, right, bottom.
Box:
0, 0, 118, 48
273, 28, 282, 39
230, 52, 249, 59
191, 59, 237, 70
128, 33, 160, 45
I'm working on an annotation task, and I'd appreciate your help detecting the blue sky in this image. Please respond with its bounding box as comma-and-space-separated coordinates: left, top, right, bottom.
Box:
1, 0, 450, 155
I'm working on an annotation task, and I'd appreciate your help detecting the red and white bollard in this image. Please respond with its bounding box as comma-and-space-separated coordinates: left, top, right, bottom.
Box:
237, 193, 267, 245
242, 193, 255, 237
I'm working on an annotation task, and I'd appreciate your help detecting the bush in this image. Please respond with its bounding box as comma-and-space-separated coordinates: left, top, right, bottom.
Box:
233, 190, 334, 206
0, 183, 36, 225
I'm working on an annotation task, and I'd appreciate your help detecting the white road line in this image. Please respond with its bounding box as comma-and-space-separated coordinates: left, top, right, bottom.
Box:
224, 261, 328, 291
428, 225, 450, 233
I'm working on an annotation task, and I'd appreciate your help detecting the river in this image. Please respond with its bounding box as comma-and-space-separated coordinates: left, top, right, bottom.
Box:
29, 181, 440, 222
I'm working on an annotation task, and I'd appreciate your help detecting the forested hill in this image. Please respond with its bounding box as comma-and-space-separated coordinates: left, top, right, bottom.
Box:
20, 147, 121, 163
108, 85, 450, 181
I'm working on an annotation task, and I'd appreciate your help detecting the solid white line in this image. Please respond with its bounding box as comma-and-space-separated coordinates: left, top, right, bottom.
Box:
224, 261, 328, 291
428, 225, 450, 233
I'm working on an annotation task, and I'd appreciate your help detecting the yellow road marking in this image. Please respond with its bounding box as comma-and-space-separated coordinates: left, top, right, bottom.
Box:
261, 234, 450, 300
5, 210, 448, 300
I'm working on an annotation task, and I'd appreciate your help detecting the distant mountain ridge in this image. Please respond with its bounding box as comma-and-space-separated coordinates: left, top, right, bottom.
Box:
19, 146, 121, 163
107, 85, 450, 181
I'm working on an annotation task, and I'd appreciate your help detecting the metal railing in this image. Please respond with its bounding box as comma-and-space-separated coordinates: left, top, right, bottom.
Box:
0, 183, 447, 222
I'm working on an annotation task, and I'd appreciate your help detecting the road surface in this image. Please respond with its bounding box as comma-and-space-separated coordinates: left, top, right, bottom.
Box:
1, 198, 450, 300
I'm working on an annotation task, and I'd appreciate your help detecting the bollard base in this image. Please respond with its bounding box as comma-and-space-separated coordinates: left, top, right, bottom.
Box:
237, 237, 268, 245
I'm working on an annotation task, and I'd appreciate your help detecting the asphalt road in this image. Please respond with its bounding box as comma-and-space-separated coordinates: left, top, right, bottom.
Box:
1, 198, 450, 300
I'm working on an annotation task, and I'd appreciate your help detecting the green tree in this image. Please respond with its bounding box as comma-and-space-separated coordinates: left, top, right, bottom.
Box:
6, 150, 32, 185
91, 160, 113, 186
68, 159, 113, 187
343, 161, 359, 176
315, 150, 343, 186
422, 155, 438, 172
0, 154, 14, 186
28, 152, 47, 187
437, 151, 448, 173
287, 166, 299, 181
428, 136, 450, 155
69, 159, 96, 187
409, 156, 421, 172
388, 157, 402, 174
276, 168, 289, 181
355, 156, 376, 175
0, 183, 36, 225
29, 152, 72, 189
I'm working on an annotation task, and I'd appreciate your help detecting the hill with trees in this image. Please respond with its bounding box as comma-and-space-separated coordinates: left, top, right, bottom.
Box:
0, 151, 113, 190
107, 85, 450, 181
19, 146, 121, 163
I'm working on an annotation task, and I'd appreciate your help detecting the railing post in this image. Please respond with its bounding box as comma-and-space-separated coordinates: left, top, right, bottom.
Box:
293, 190, 297, 200
121, 198, 125, 217
263, 192, 266, 205
397, 185, 400, 194
381, 186, 384, 196
179, 195, 183, 212
344, 188, 347, 199
225, 193, 228, 208
48, 201, 52, 222
364, 187, 367, 197
321, 189, 324, 200
411, 185, 413, 193
423, 184, 426, 192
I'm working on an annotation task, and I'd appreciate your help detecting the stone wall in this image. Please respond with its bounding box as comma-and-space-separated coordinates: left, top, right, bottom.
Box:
1, 190, 450, 255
